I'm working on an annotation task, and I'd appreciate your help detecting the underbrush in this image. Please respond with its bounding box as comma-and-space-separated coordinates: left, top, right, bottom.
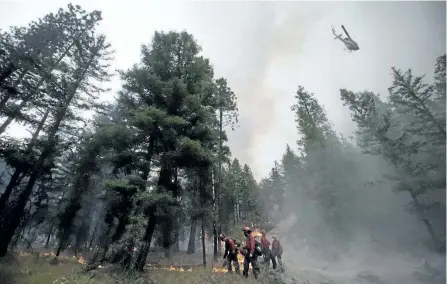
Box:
0, 254, 286, 284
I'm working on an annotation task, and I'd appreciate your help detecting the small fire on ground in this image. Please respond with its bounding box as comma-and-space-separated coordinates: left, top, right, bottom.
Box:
252, 230, 263, 238
144, 229, 265, 275
17, 251, 86, 264
145, 265, 229, 273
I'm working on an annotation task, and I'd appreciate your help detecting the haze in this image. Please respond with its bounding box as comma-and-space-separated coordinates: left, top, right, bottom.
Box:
0, 0, 445, 180
0, 1, 445, 284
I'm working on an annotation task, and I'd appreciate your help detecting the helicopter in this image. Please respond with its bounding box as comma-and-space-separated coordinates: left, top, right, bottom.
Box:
331, 25, 359, 52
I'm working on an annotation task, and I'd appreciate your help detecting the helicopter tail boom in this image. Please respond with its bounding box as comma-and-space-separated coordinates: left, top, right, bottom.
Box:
341, 25, 352, 39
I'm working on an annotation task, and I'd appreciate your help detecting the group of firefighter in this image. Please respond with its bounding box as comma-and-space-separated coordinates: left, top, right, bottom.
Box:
219, 226, 283, 279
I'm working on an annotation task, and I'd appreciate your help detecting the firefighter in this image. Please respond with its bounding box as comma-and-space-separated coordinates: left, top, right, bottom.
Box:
241, 226, 260, 279
260, 230, 277, 269
219, 233, 240, 274
271, 235, 283, 269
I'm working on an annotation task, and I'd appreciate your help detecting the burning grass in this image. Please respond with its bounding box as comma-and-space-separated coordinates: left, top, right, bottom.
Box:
17, 251, 87, 264
0, 253, 84, 284
146, 264, 227, 273
0, 252, 275, 284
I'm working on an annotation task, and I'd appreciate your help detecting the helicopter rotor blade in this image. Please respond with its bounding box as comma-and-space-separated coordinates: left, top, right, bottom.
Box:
341, 25, 352, 39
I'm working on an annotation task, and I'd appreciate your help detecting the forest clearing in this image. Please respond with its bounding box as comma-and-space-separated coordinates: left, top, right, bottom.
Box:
0, 2, 445, 284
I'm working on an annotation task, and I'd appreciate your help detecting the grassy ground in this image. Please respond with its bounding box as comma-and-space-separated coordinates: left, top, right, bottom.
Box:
0, 253, 284, 284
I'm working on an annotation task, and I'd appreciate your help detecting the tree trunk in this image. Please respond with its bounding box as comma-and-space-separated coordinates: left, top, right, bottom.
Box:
55, 227, 68, 257
0, 170, 40, 256
28, 228, 38, 249
410, 192, 440, 251
0, 62, 15, 87
0, 69, 27, 113
162, 218, 174, 264
173, 231, 180, 253
134, 213, 157, 271
212, 167, 218, 262
201, 217, 206, 268
217, 107, 223, 256
44, 224, 53, 248
89, 223, 113, 266
9, 222, 25, 252
142, 135, 155, 182
199, 167, 209, 268
0, 51, 93, 256
234, 204, 237, 225
0, 170, 23, 215
44, 190, 67, 250
56, 144, 101, 257
218, 224, 222, 251
55, 240, 63, 257
213, 221, 218, 262
238, 202, 241, 223
134, 141, 166, 270
0, 109, 49, 214
187, 219, 197, 255
88, 220, 99, 250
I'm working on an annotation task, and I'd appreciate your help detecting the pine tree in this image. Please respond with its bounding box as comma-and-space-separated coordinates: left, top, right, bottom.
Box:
340, 55, 446, 252
0, 8, 112, 256
213, 77, 238, 257
292, 85, 358, 244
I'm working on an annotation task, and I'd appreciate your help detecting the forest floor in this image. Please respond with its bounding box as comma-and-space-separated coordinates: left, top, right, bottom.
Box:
0, 252, 282, 284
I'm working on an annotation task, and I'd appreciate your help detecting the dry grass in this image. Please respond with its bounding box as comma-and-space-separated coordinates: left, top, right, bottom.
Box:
0, 254, 284, 284
0, 253, 91, 284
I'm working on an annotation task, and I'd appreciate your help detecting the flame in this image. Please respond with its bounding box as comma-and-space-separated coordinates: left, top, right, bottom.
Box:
146, 265, 231, 273
146, 266, 194, 272
18, 251, 57, 257
252, 230, 262, 238
17, 251, 86, 265
77, 256, 86, 264
17, 251, 247, 274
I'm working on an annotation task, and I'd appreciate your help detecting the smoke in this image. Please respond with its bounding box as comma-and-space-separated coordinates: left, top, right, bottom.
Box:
183, 1, 445, 181
274, 148, 445, 284
184, 2, 328, 178
182, 4, 446, 282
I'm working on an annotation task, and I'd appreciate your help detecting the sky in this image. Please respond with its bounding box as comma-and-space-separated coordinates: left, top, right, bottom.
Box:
0, 0, 445, 180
